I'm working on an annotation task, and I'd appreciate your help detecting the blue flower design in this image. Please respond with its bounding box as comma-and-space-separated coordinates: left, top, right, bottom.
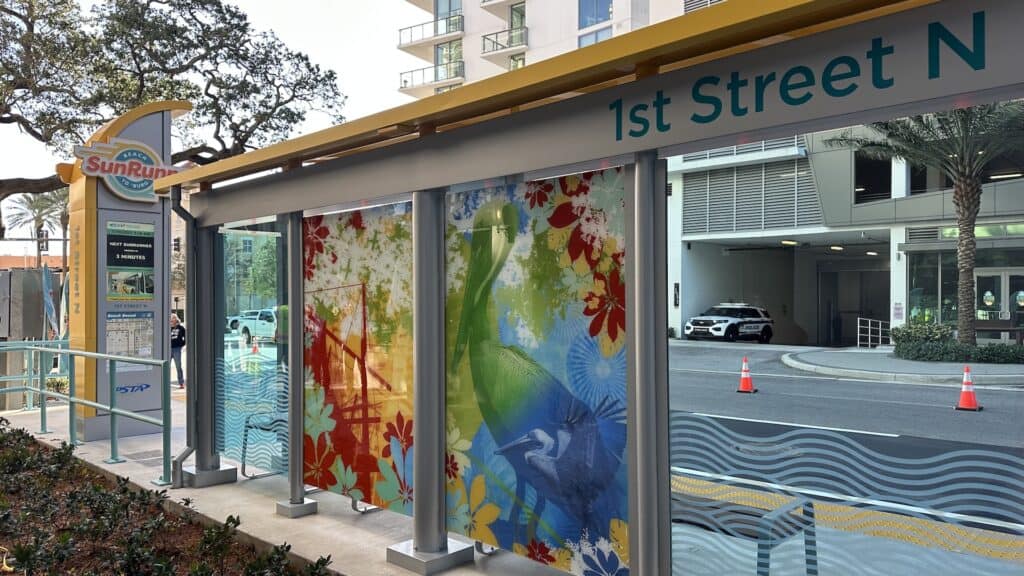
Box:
583, 547, 628, 576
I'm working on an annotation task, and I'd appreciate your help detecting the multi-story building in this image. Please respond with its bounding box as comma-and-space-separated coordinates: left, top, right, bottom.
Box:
396, 0, 725, 97
396, 1, 1024, 347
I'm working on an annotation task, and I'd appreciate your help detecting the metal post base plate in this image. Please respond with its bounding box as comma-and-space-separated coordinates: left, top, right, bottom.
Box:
183, 464, 237, 488
276, 497, 318, 518
387, 538, 474, 575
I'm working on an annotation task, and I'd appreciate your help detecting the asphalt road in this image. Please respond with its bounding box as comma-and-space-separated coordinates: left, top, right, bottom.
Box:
668, 342, 1024, 448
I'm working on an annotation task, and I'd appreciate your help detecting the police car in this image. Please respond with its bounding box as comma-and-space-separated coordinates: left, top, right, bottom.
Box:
684, 303, 773, 343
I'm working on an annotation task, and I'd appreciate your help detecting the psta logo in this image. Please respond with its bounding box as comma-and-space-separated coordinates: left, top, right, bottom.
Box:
74, 138, 179, 203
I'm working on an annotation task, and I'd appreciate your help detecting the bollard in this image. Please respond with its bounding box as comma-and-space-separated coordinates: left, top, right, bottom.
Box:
105, 359, 125, 464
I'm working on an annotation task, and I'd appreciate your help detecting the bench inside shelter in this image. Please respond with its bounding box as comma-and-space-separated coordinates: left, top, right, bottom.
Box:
672, 491, 818, 576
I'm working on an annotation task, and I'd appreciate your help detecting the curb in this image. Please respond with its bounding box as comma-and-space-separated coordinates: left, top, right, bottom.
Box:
780, 353, 1023, 386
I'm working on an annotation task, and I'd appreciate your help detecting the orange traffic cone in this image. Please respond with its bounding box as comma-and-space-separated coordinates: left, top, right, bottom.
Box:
955, 365, 982, 411
737, 357, 757, 393
251, 340, 260, 355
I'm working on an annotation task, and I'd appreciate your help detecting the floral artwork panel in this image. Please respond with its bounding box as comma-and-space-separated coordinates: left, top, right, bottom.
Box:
445, 168, 630, 575
302, 203, 415, 514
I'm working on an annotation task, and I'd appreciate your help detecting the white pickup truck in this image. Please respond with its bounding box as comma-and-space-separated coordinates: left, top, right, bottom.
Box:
232, 308, 277, 345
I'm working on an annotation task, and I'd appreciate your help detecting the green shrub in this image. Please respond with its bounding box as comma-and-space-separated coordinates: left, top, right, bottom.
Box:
890, 323, 954, 344
894, 340, 1024, 363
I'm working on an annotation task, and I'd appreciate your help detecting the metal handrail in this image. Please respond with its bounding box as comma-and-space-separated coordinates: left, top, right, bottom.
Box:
399, 61, 465, 89
482, 27, 528, 53
857, 317, 891, 348
0, 344, 172, 486
398, 13, 463, 46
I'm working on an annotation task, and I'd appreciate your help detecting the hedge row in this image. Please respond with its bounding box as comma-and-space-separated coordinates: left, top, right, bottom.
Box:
894, 340, 1024, 364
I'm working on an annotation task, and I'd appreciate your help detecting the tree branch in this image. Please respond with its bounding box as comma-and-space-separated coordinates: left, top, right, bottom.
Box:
0, 175, 65, 197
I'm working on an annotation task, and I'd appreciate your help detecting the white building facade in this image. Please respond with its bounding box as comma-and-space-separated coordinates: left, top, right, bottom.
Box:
396, 0, 1024, 347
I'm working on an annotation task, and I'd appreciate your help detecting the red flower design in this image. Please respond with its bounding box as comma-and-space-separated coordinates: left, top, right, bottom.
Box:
559, 171, 593, 197
525, 180, 553, 209
445, 453, 459, 479
583, 268, 626, 342
304, 215, 331, 278
383, 411, 413, 458
548, 201, 604, 269
303, 433, 338, 488
526, 539, 555, 564
346, 211, 365, 231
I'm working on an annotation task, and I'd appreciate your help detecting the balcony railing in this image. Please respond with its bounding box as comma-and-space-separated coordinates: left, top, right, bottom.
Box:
482, 27, 528, 54
398, 14, 464, 46
400, 61, 465, 90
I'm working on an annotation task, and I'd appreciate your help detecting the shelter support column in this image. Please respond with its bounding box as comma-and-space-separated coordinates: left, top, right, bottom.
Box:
627, 151, 671, 576
890, 226, 908, 329
387, 189, 473, 573
184, 224, 237, 487
277, 210, 318, 517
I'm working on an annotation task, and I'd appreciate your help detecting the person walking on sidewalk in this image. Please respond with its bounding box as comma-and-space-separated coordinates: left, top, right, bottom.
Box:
170, 313, 186, 389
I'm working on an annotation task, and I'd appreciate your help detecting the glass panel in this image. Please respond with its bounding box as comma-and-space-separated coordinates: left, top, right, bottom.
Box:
435, 40, 462, 81
446, 168, 629, 572
908, 252, 938, 324
578, 0, 612, 29
509, 53, 526, 71
511, 2, 525, 29
302, 203, 414, 513
975, 274, 1002, 340
1011, 274, 1024, 330
215, 221, 288, 477
939, 252, 957, 325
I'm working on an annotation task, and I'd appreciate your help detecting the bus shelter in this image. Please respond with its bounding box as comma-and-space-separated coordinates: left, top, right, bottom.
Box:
157, 1, 1024, 574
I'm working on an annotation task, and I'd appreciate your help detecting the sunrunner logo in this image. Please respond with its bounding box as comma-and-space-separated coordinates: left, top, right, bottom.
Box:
73, 138, 178, 203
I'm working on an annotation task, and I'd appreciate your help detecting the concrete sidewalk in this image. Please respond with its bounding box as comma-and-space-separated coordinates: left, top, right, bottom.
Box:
0, 397, 564, 576
782, 348, 1024, 385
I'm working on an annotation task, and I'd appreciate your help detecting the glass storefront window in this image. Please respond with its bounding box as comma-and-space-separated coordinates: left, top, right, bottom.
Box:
940, 252, 957, 324
908, 252, 938, 324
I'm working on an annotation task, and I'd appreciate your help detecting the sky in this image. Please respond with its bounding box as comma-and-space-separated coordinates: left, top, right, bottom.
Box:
0, 0, 426, 254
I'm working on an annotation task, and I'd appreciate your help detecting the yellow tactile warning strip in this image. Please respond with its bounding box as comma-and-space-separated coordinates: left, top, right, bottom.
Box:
671, 474, 1024, 562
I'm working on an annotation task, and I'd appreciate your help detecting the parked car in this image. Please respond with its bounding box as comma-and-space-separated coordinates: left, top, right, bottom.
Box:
684, 303, 773, 343
235, 308, 277, 345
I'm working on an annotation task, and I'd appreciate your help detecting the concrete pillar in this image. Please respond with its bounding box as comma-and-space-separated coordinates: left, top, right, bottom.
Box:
890, 226, 908, 328
666, 172, 683, 337
892, 158, 910, 199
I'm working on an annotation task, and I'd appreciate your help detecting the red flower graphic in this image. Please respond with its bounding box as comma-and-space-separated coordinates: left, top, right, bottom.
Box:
304, 215, 331, 279
526, 539, 555, 564
559, 171, 594, 197
583, 268, 626, 342
548, 201, 604, 269
346, 211, 365, 231
445, 453, 459, 479
303, 433, 338, 488
383, 411, 413, 458
525, 180, 553, 209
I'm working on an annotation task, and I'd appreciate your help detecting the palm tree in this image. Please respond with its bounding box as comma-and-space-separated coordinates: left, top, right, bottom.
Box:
39, 189, 70, 280
827, 103, 1024, 345
6, 193, 57, 269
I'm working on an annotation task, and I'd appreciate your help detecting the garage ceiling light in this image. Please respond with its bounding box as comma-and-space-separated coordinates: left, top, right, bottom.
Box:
854, 187, 866, 192
990, 173, 1022, 180
829, 245, 844, 251
866, 250, 879, 256
780, 239, 799, 246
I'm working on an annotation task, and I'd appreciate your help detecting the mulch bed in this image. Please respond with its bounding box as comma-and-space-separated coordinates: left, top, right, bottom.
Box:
0, 417, 331, 575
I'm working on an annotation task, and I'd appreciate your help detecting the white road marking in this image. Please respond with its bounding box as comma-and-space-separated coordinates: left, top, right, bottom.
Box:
669, 367, 1023, 391
690, 412, 900, 437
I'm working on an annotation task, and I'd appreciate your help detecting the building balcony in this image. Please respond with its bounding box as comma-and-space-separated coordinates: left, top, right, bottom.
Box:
481, 27, 528, 61
398, 14, 464, 61
399, 61, 465, 98
403, 0, 433, 13
480, 0, 519, 17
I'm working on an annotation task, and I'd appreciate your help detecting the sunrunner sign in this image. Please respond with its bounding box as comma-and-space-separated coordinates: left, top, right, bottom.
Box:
74, 137, 178, 203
